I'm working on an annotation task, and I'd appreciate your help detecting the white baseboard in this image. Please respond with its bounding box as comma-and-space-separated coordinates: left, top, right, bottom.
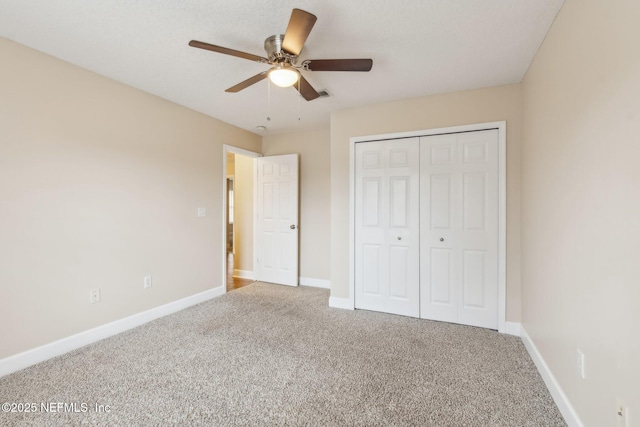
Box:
232, 269, 255, 280
503, 321, 521, 336
0, 286, 225, 378
328, 296, 354, 310
299, 277, 331, 289
520, 325, 583, 427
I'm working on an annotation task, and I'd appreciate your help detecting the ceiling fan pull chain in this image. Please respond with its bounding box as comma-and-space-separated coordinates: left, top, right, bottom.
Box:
297, 79, 301, 121
267, 78, 271, 121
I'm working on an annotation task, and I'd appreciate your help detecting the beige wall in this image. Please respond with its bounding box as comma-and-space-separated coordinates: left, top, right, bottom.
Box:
330, 84, 523, 321
262, 130, 331, 281
232, 154, 254, 273
0, 38, 261, 359
521, 0, 639, 424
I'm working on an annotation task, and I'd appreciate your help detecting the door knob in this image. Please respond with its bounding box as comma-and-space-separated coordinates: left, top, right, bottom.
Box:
440, 237, 444, 242
397, 236, 402, 240
290, 225, 296, 230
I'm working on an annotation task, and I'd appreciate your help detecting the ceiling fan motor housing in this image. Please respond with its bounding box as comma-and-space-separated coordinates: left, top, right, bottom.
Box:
264, 34, 296, 63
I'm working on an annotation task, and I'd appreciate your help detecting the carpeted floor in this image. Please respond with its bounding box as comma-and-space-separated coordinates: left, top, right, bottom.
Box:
0, 283, 565, 426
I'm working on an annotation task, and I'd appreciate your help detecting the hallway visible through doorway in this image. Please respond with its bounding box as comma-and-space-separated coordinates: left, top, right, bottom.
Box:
226, 252, 254, 292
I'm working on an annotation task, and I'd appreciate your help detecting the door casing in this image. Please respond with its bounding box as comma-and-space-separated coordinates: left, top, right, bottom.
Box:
348, 122, 508, 333
221, 144, 261, 293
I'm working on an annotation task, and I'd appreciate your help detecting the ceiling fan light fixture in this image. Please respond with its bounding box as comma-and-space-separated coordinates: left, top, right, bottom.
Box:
268, 67, 299, 87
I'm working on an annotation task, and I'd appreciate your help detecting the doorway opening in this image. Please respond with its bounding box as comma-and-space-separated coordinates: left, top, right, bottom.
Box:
222, 145, 261, 292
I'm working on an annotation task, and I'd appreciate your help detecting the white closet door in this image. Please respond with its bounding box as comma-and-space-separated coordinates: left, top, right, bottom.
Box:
355, 138, 419, 317
420, 130, 499, 329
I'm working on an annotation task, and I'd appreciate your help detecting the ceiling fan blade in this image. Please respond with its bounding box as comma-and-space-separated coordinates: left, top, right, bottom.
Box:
281, 9, 317, 56
189, 40, 268, 63
295, 75, 320, 101
304, 59, 373, 72
225, 71, 270, 93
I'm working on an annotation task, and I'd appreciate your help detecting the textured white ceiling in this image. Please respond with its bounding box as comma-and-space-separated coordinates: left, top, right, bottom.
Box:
0, 0, 564, 135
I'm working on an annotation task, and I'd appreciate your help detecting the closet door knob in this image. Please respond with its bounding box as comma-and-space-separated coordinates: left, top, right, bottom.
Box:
290, 225, 296, 230
440, 237, 444, 242
397, 236, 402, 240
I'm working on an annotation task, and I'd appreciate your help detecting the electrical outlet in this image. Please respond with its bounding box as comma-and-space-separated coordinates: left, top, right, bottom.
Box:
144, 275, 153, 289
90, 288, 101, 304
617, 401, 628, 427
197, 207, 206, 217
576, 349, 585, 379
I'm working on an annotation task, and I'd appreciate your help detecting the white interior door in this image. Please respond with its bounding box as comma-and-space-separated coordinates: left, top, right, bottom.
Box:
354, 138, 420, 317
420, 130, 499, 329
255, 154, 299, 286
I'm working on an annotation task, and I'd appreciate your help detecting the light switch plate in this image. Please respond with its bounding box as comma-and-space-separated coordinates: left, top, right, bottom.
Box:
90, 288, 101, 304
617, 401, 628, 427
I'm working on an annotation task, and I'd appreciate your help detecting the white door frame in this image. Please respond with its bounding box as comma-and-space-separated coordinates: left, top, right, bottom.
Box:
221, 144, 262, 293
348, 121, 508, 333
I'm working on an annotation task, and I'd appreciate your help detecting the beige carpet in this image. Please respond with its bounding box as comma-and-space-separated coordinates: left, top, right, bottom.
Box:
0, 282, 565, 426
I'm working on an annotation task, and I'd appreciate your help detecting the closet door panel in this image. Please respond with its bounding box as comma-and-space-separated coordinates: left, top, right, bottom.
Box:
457, 130, 499, 329
386, 138, 419, 317
355, 138, 419, 318
420, 134, 459, 323
420, 130, 499, 329
355, 141, 387, 312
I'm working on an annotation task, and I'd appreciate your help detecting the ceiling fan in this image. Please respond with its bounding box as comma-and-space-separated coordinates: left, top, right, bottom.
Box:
188, 8, 373, 101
